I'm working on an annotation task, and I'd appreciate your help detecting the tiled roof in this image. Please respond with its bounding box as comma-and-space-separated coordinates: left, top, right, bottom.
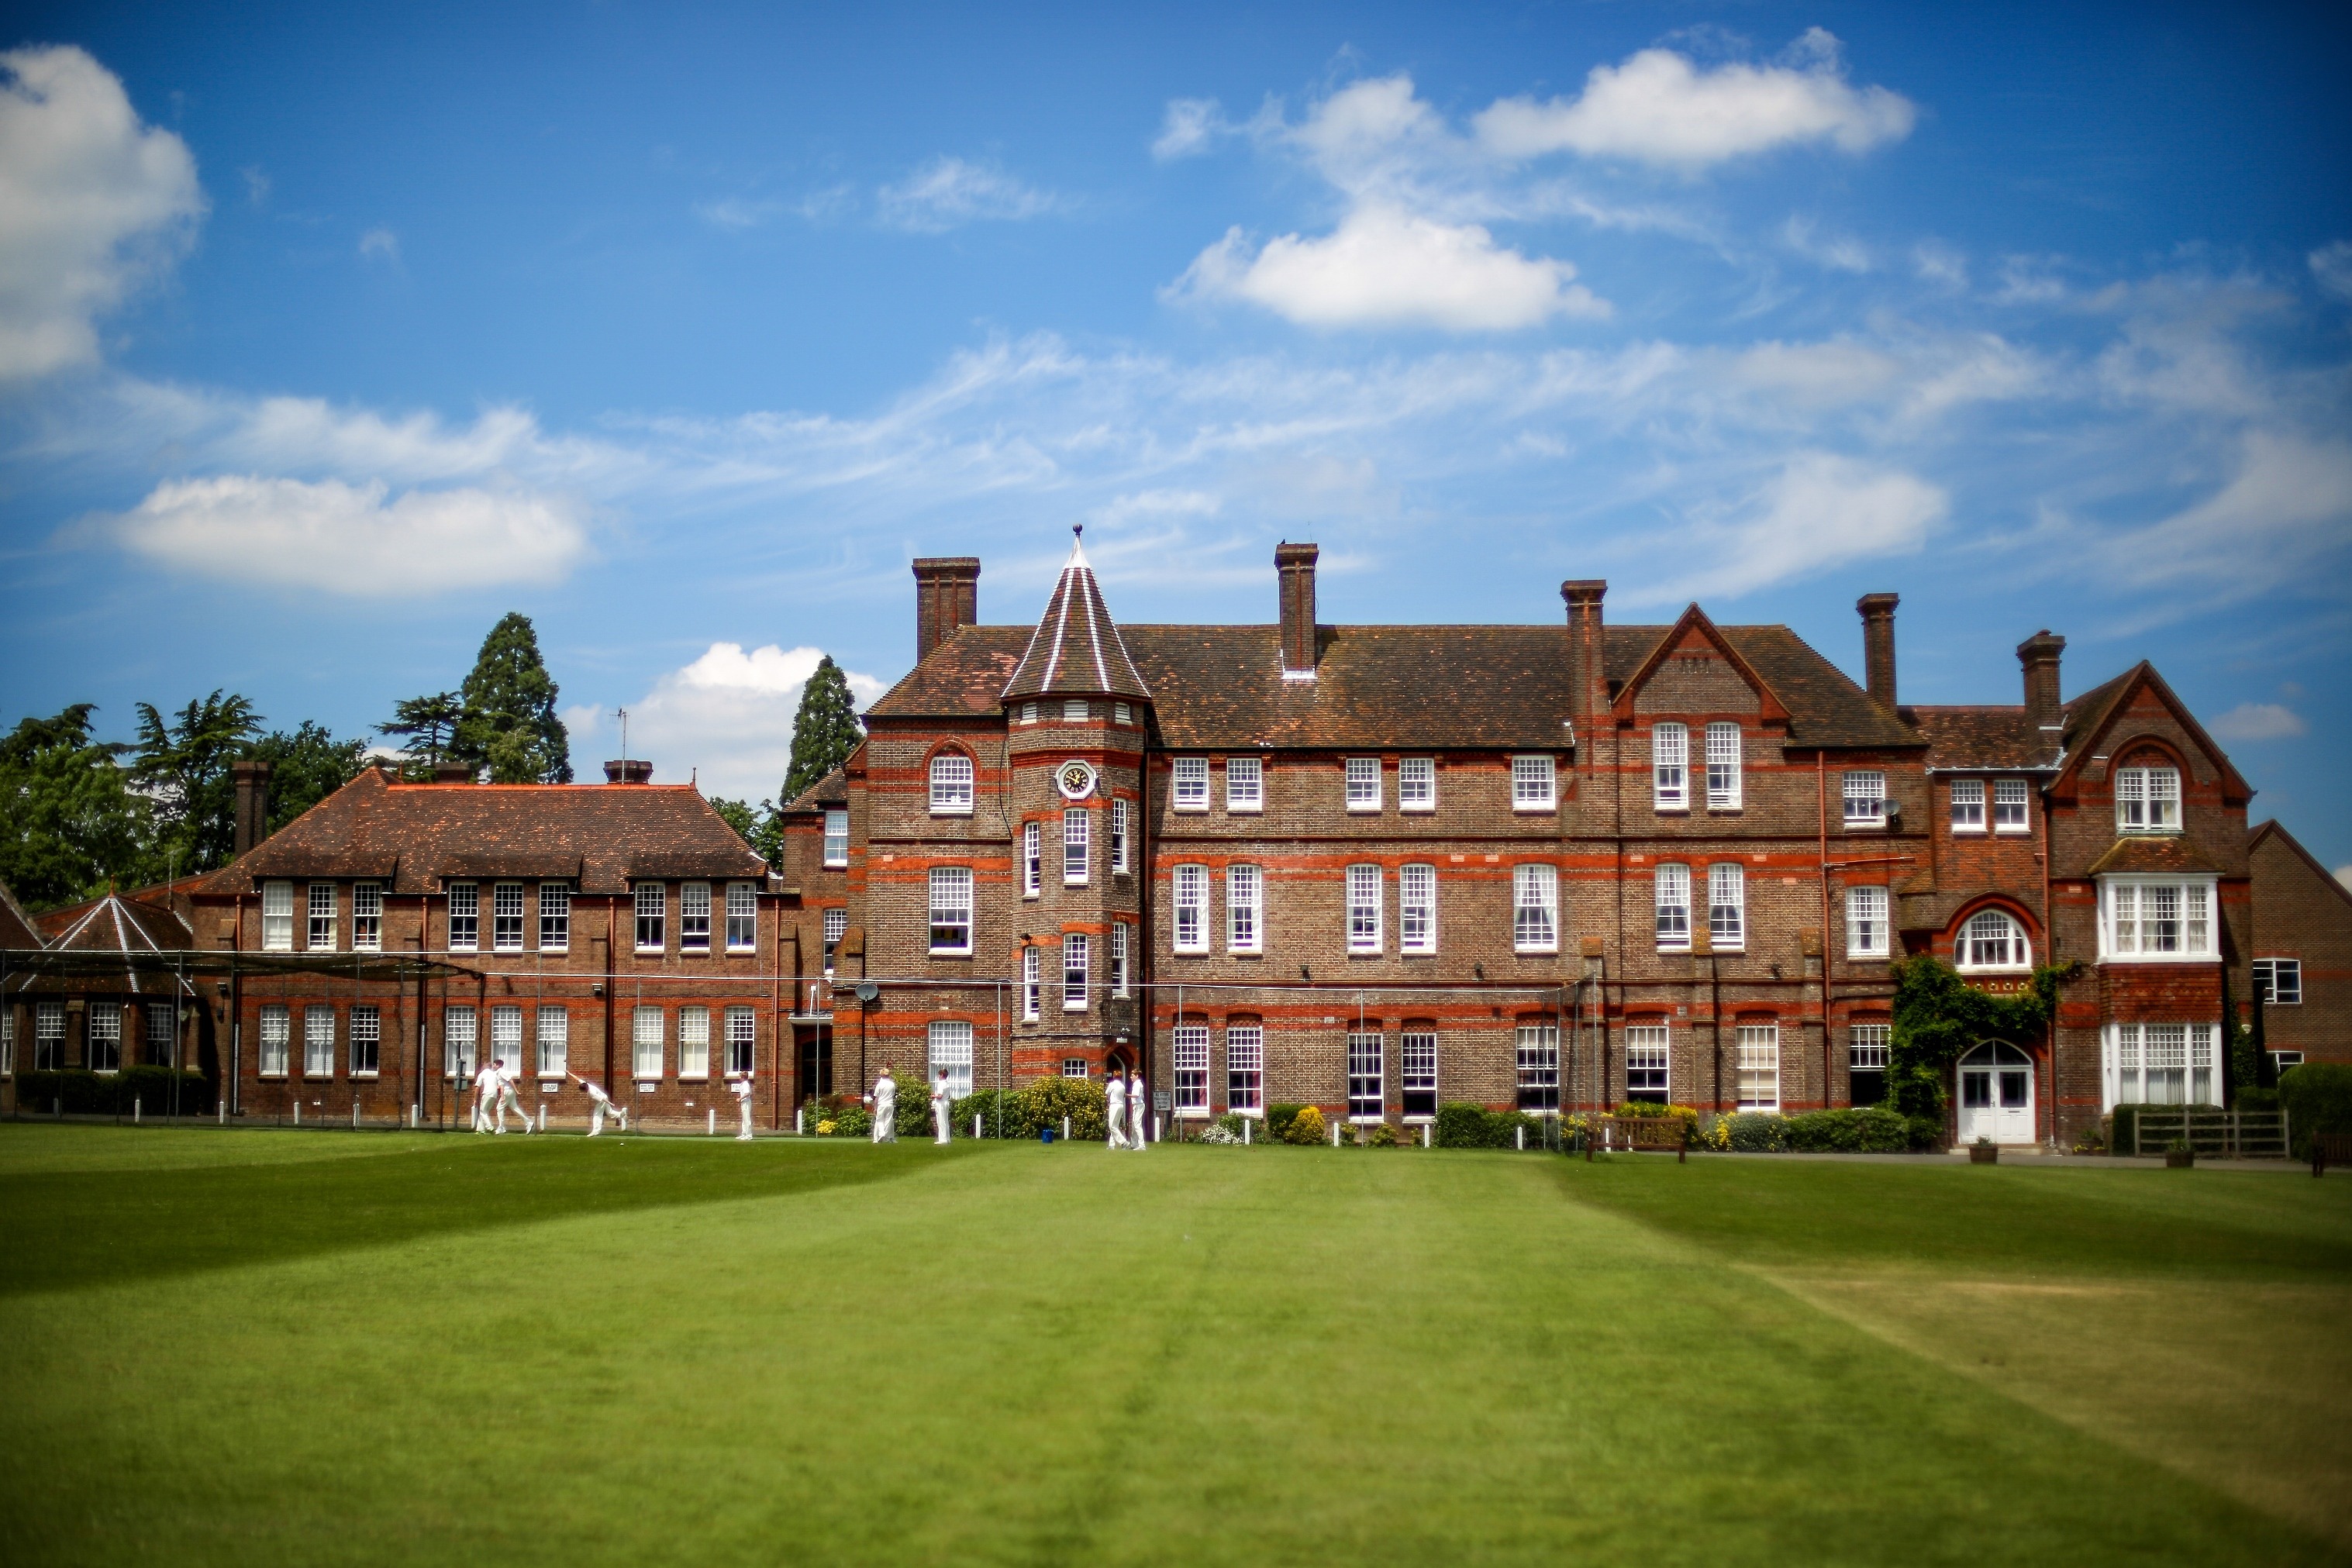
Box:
1001, 537, 1153, 702
195, 768, 767, 896
783, 765, 850, 815
2086, 836, 2226, 876
1909, 708, 2064, 770
30, 892, 195, 995
0, 880, 44, 950
873, 619, 1917, 750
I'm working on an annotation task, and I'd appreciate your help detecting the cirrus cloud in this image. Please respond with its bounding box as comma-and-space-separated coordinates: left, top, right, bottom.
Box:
1643, 451, 1947, 602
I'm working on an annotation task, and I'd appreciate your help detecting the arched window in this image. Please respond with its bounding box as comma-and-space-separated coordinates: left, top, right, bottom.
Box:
1957, 909, 2030, 970
929, 753, 974, 815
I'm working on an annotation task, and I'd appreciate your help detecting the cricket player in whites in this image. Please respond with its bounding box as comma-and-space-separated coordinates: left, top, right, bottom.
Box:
867, 1067, 897, 1143
569, 1073, 627, 1136
930, 1069, 954, 1145
1127, 1067, 1148, 1150
1104, 1070, 1129, 1150
728, 1073, 754, 1141
471, 1057, 502, 1133
495, 1057, 532, 1135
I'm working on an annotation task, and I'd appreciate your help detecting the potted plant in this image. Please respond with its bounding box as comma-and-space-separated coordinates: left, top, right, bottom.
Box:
2165, 1138, 2195, 1170
1970, 1135, 1999, 1165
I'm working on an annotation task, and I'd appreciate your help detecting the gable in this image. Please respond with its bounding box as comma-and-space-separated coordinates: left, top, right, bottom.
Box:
2055, 663, 2252, 803
1613, 605, 1788, 725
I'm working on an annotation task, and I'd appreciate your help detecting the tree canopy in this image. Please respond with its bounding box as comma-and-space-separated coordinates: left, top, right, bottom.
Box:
453, 613, 571, 784
378, 691, 465, 776
131, 691, 264, 876
0, 705, 150, 908
783, 655, 861, 804
254, 721, 371, 832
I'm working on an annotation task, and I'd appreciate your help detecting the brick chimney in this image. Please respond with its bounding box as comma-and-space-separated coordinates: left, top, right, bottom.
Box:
604, 760, 654, 784
1857, 593, 1899, 708
2018, 630, 2066, 724
912, 557, 981, 660
1277, 542, 1319, 677
231, 760, 271, 859
1561, 580, 1608, 729
433, 763, 477, 784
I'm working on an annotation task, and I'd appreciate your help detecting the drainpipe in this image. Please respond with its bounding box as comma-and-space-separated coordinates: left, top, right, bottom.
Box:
1818, 751, 1833, 1110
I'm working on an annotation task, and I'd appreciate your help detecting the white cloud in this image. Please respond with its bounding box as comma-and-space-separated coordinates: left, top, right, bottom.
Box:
0, 45, 204, 378
96, 474, 589, 595
2207, 702, 2307, 743
357, 226, 398, 263
1170, 203, 1607, 331
239, 165, 269, 206
1730, 340, 1902, 405
694, 197, 782, 231
2310, 240, 2352, 302
1912, 242, 1968, 289
1152, 98, 1227, 161
1473, 29, 1915, 169
1781, 215, 1871, 273
2109, 431, 2352, 597
876, 157, 1060, 233
1646, 452, 1945, 601
607, 643, 883, 802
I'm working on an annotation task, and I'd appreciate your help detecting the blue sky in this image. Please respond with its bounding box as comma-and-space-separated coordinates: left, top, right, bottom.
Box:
2, 2, 2348, 869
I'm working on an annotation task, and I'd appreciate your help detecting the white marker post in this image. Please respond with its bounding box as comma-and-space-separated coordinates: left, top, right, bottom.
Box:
707, 1108, 716, 1136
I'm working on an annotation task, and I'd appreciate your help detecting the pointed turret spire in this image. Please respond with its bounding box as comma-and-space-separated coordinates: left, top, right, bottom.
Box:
1002, 529, 1152, 702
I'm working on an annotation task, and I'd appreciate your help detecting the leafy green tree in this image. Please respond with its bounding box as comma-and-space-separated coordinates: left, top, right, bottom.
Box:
709, 796, 783, 866
0, 705, 152, 908
453, 614, 571, 784
253, 722, 371, 832
782, 655, 861, 803
131, 691, 264, 875
378, 691, 465, 777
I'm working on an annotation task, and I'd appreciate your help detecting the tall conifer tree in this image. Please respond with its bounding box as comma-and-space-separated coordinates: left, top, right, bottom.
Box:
454, 613, 572, 783
783, 656, 861, 803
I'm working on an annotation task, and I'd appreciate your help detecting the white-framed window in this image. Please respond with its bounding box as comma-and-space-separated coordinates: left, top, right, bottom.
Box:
1347, 863, 1382, 953
2254, 958, 2302, 1005
1061, 1057, 1088, 1078
929, 1020, 974, 1100
1626, 1025, 1670, 1103
35, 1000, 67, 1071
2116, 763, 2181, 833
1017, 701, 1037, 725
929, 753, 974, 815
1705, 722, 1743, 810
2271, 1049, 2305, 1077
1226, 755, 1263, 812
304, 1005, 335, 1077
634, 884, 665, 952
262, 880, 294, 952
1226, 863, 1261, 954
1708, 863, 1745, 951
1654, 864, 1691, 952
1516, 1024, 1559, 1112
1950, 779, 1986, 833
1063, 808, 1090, 886
1174, 864, 1208, 953
1111, 798, 1130, 873
1398, 756, 1435, 812
1347, 1031, 1384, 1120
1400, 863, 1436, 954
726, 882, 757, 951
678, 1006, 709, 1080
443, 1005, 476, 1079
444, 882, 476, 952
1174, 1025, 1209, 1115
2100, 878, 2214, 960
1, 1008, 12, 1076
1113, 701, 1132, 725
537, 1006, 569, 1078
350, 1005, 381, 1077
1843, 771, 1886, 827
490, 1004, 523, 1075
2104, 1022, 2218, 1108
1847, 885, 1890, 958
1346, 756, 1381, 812
1226, 1024, 1264, 1112
1994, 779, 2030, 833
1736, 1024, 1779, 1111
308, 883, 336, 951
1514, 863, 1558, 953
680, 883, 712, 953
724, 1005, 754, 1077
823, 908, 846, 975
1021, 946, 1040, 1022
1112, 922, 1130, 997
494, 881, 526, 952
1958, 908, 2032, 970
145, 1001, 175, 1068
258, 1003, 290, 1077
1172, 756, 1209, 812
1400, 1030, 1437, 1118
1513, 754, 1557, 812
823, 809, 850, 867
1064, 698, 1089, 723
540, 882, 571, 952
1849, 1023, 1889, 1071
1023, 822, 1041, 898
1652, 723, 1688, 812
352, 883, 382, 952
87, 1004, 120, 1073
1063, 934, 1089, 1011
632, 1007, 664, 1079
928, 867, 973, 955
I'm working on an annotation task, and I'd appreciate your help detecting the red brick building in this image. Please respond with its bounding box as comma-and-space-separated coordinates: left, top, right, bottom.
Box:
2247, 819, 2352, 1074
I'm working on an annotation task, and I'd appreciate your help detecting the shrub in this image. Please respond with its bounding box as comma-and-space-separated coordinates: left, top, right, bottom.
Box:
1284, 1105, 1327, 1145
2233, 1086, 2280, 1115
1782, 1106, 1909, 1153
2111, 1104, 2145, 1156
893, 1080, 938, 1140
1020, 1074, 1109, 1142
2280, 1063, 2352, 1160
1723, 1112, 1788, 1153
1265, 1104, 1305, 1142
1367, 1124, 1399, 1148
832, 1107, 872, 1138
1905, 1115, 1944, 1152
1432, 1103, 1537, 1149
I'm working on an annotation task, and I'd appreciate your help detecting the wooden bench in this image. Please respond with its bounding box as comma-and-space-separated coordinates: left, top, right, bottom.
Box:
2312, 1132, 2352, 1177
1587, 1115, 1690, 1162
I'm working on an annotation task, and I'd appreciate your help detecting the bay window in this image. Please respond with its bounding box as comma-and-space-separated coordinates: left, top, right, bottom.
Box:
2100, 877, 2216, 960
2104, 1022, 2219, 1108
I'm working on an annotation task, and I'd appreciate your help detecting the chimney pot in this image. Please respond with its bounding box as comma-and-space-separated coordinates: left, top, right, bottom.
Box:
1857, 593, 1899, 708
2017, 630, 2066, 724
1276, 542, 1320, 675
911, 557, 981, 660
230, 760, 272, 859
604, 759, 654, 784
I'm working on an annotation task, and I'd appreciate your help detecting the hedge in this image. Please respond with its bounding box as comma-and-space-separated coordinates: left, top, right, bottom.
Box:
1432, 1103, 1540, 1149
1781, 1106, 1910, 1153
2280, 1063, 2352, 1161
12, 1067, 212, 1115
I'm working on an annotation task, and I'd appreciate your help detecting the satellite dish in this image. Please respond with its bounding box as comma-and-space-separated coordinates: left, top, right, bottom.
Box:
854, 982, 880, 1003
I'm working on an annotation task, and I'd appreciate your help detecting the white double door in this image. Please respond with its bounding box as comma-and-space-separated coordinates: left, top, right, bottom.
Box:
1957, 1041, 2035, 1143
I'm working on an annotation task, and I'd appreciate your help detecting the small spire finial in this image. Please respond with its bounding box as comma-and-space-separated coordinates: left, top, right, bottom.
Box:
1074, 523, 1083, 541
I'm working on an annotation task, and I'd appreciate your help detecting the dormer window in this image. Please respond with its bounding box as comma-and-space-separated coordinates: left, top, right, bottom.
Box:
2116, 763, 2181, 833
929, 753, 974, 815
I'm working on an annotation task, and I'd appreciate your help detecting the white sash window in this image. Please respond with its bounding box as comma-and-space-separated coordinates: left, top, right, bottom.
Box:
2103, 1022, 2217, 1108
1514, 863, 1557, 953
1651, 723, 1687, 812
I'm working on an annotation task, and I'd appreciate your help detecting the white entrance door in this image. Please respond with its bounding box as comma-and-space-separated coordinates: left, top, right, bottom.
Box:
1957, 1042, 2035, 1143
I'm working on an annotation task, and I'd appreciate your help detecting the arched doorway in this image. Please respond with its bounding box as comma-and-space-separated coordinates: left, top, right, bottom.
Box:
1957, 1041, 2034, 1143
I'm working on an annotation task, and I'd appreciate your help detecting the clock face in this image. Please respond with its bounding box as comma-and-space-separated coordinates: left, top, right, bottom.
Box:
1056, 760, 1097, 800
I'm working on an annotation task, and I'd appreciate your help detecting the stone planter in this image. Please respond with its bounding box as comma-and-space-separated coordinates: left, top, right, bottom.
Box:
2166, 1149, 2195, 1169
1970, 1143, 1999, 1165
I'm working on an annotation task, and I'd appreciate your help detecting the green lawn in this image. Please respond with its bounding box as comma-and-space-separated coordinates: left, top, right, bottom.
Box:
2, 1128, 2347, 1566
